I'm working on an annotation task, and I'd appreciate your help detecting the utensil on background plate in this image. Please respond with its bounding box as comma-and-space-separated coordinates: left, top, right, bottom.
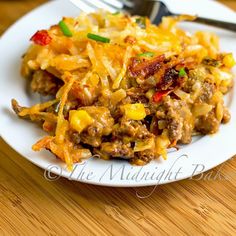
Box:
69, 0, 236, 31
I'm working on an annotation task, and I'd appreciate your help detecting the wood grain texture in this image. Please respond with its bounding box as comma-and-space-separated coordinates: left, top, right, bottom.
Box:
0, 1, 236, 235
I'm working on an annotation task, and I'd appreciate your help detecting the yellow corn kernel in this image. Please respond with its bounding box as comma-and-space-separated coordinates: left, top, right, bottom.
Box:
69, 110, 93, 133
145, 89, 155, 100
223, 53, 236, 68
122, 103, 146, 120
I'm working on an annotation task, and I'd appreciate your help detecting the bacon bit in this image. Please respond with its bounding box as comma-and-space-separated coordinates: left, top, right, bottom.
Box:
156, 65, 186, 91
152, 90, 171, 103
124, 36, 136, 44
157, 68, 179, 90
129, 54, 165, 79
30, 30, 52, 46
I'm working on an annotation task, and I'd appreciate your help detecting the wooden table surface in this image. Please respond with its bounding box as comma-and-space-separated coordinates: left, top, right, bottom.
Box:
0, 1, 236, 235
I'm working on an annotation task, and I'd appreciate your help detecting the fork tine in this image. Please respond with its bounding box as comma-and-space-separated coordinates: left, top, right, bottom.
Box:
82, 0, 118, 12
69, 0, 95, 13
120, 0, 134, 8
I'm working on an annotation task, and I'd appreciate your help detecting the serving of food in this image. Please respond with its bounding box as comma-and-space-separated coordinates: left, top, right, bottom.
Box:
10, 9, 235, 170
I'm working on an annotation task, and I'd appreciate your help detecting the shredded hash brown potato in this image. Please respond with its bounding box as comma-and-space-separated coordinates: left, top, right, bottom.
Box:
12, 11, 235, 169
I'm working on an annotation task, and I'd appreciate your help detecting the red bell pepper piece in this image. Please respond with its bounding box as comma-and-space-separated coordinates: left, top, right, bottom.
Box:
152, 90, 171, 103
30, 30, 52, 46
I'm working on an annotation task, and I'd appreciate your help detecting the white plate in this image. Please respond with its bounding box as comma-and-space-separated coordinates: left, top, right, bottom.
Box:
0, 0, 236, 187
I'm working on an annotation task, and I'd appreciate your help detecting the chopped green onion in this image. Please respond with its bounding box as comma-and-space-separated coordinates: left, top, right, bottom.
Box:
135, 17, 146, 29
59, 20, 73, 37
179, 68, 187, 77
87, 33, 110, 43
112, 11, 120, 15
138, 52, 155, 57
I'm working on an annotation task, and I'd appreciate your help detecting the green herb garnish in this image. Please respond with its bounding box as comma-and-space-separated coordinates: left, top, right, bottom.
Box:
135, 17, 146, 29
179, 68, 187, 77
138, 52, 155, 57
87, 33, 110, 43
59, 20, 73, 37
112, 11, 120, 15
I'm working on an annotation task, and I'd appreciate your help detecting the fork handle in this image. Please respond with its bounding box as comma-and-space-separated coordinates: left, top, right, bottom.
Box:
172, 13, 236, 32
193, 16, 236, 32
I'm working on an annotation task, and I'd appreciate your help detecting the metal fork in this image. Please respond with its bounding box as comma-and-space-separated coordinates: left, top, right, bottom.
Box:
69, 0, 236, 32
